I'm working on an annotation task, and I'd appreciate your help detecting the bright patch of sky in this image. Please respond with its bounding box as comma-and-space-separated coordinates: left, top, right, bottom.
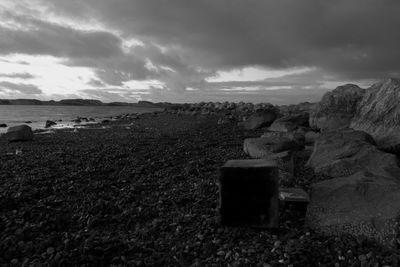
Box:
207, 66, 314, 82
0, 54, 97, 96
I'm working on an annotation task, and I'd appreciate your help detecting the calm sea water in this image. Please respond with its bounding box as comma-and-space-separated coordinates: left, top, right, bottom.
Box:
0, 105, 161, 132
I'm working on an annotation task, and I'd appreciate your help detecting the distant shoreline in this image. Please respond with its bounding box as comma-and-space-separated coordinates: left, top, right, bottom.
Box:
0, 98, 164, 108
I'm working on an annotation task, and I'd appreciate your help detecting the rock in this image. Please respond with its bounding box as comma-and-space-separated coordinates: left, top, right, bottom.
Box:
45, 120, 57, 128
304, 131, 320, 145
4, 125, 34, 142
244, 131, 304, 159
279, 187, 309, 210
219, 159, 279, 227
350, 78, 400, 149
310, 84, 365, 131
25, 121, 32, 123
0, 123, 7, 127
306, 171, 400, 245
242, 111, 277, 130
269, 112, 309, 132
306, 129, 400, 178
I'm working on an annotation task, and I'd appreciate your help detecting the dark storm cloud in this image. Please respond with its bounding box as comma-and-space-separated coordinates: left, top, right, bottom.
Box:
0, 81, 42, 94
40, 0, 400, 80
0, 11, 123, 59
0, 72, 35, 79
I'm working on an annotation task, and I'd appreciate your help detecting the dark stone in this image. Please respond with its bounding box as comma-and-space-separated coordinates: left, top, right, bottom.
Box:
0, 123, 7, 128
218, 159, 279, 228
45, 120, 57, 128
279, 187, 309, 211
306, 171, 400, 246
242, 111, 277, 130
4, 125, 34, 142
269, 112, 310, 132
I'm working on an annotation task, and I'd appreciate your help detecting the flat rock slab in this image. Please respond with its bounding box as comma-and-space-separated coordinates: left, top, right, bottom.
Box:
279, 187, 309, 211
306, 171, 400, 246
219, 159, 279, 228
306, 129, 400, 178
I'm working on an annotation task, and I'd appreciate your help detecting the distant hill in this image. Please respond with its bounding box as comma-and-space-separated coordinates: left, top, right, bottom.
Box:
0, 98, 164, 108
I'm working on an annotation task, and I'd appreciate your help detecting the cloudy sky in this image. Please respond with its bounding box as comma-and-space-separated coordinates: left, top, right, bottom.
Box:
0, 0, 399, 104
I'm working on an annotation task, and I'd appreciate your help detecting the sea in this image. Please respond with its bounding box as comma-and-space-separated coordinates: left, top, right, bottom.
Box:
0, 105, 161, 133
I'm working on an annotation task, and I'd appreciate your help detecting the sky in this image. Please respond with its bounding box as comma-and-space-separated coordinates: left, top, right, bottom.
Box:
0, 0, 400, 104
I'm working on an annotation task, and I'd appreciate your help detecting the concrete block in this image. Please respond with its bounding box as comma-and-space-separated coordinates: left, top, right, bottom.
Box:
218, 159, 279, 227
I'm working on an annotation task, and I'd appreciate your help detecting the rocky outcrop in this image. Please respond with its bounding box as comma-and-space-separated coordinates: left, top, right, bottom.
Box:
269, 112, 309, 132
350, 78, 400, 149
307, 171, 400, 246
0, 123, 7, 128
309, 84, 365, 131
4, 125, 34, 142
242, 111, 277, 130
306, 129, 400, 178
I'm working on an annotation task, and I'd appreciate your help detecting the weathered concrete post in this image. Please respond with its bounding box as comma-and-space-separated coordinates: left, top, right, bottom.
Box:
218, 159, 279, 227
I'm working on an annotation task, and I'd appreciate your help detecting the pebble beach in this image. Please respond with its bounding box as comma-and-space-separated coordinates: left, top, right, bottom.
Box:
1, 112, 399, 266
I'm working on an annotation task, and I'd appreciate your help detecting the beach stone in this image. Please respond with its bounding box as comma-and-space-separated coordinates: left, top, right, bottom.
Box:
351, 78, 400, 150
309, 84, 365, 131
268, 112, 309, 132
219, 159, 279, 227
4, 125, 34, 142
242, 111, 277, 130
279, 187, 309, 210
306, 171, 400, 245
45, 120, 57, 128
0, 123, 7, 127
306, 129, 400, 178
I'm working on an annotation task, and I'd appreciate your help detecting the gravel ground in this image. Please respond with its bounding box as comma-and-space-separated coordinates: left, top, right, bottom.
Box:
0, 112, 398, 266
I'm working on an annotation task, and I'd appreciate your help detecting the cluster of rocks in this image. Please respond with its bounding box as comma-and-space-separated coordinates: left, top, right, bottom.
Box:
306, 78, 400, 246
165, 101, 280, 122
233, 78, 400, 246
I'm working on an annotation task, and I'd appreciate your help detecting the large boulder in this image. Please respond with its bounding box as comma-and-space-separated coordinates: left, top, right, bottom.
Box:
306, 171, 400, 245
309, 84, 365, 131
306, 129, 400, 178
351, 78, 400, 149
244, 132, 304, 158
242, 111, 277, 130
4, 125, 34, 142
268, 112, 309, 132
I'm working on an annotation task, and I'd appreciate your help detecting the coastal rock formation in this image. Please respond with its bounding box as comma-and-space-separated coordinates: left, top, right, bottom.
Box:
306, 129, 400, 178
304, 130, 320, 145
4, 125, 34, 142
309, 84, 365, 131
307, 171, 400, 245
269, 112, 309, 132
0, 123, 7, 128
350, 78, 400, 149
242, 111, 277, 130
